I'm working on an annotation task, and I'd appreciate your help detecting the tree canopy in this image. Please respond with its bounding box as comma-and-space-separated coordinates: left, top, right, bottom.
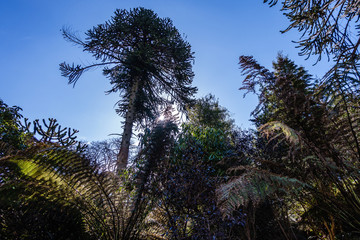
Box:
60, 7, 197, 171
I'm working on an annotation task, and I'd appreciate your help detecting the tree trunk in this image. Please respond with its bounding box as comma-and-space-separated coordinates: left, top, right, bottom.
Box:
117, 80, 139, 172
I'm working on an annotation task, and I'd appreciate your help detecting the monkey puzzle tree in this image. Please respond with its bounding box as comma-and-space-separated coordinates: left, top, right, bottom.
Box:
264, 0, 360, 98
60, 7, 197, 172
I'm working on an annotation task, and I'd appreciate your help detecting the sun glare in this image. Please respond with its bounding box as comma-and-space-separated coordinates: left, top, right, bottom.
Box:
157, 114, 165, 121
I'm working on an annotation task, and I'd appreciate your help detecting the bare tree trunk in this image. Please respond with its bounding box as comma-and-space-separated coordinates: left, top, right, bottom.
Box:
117, 80, 139, 172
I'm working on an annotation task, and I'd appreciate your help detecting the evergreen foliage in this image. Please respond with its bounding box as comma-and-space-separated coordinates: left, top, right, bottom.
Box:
216, 54, 360, 238
60, 7, 197, 170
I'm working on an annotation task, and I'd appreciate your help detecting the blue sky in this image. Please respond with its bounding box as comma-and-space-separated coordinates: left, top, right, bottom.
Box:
0, 0, 331, 142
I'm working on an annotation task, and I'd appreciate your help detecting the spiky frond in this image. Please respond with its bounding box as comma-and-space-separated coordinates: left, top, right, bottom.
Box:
217, 167, 308, 217
22, 118, 84, 149
260, 121, 300, 146
59, 61, 120, 86
1, 136, 168, 239
2, 146, 115, 238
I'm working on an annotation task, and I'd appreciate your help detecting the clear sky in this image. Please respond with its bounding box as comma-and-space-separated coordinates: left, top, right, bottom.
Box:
0, 0, 331, 142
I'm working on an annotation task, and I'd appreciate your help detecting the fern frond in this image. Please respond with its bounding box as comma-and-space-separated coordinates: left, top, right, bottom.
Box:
1, 144, 132, 239
259, 121, 300, 145
217, 168, 308, 217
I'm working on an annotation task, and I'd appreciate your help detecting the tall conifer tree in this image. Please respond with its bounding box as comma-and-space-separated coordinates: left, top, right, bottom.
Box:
60, 8, 197, 172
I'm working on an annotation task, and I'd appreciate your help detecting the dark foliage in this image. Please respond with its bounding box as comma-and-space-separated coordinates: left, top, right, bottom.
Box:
218, 53, 360, 238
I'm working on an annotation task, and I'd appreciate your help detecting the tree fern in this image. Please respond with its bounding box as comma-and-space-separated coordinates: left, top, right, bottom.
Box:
0, 102, 157, 239
237, 54, 360, 236
217, 167, 309, 217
